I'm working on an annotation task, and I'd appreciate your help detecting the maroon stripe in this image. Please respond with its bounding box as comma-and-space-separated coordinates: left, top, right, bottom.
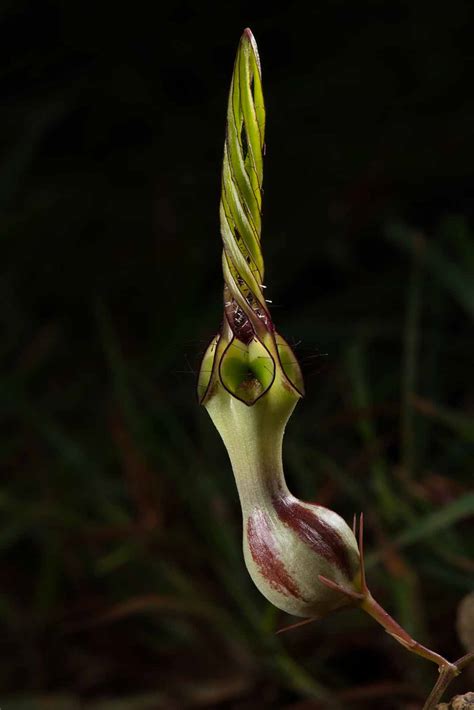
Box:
247, 508, 304, 600
224, 298, 254, 344
272, 495, 353, 578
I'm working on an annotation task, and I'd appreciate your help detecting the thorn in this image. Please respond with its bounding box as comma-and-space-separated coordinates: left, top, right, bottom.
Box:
276, 617, 317, 635
318, 575, 364, 602
358, 512, 368, 593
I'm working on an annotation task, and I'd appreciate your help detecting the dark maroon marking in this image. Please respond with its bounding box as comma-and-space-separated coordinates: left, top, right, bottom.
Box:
222, 269, 274, 345
247, 508, 304, 600
272, 495, 353, 578
224, 297, 254, 344
253, 305, 274, 333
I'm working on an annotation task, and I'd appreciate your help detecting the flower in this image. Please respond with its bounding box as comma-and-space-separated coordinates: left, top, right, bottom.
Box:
197, 29, 461, 685
197, 29, 361, 619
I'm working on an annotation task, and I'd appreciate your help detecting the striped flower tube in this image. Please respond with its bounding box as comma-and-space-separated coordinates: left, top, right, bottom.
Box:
198, 29, 361, 619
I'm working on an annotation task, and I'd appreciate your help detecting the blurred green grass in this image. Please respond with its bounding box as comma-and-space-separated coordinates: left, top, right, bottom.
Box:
1, 2, 474, 708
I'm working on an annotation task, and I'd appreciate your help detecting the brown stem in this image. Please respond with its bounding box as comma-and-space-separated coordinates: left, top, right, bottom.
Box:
360, 592, 455, 670
422, 651, 474, 710
319, 517, 473, 709
355, 513, 454, 669
318, 573, 456, 671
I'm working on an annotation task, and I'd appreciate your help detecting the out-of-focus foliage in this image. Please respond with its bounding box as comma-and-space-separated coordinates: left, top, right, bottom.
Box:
0, 2, 473, 708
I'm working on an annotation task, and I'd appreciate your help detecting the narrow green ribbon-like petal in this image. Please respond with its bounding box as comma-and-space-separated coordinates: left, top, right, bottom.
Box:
198, 29, 303, 406
220, 28, 270, 341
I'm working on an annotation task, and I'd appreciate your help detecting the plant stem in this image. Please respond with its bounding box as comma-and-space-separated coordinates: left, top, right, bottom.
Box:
363, 581, 474, 708
318, 517, 473, 708
361, 592, 455, 669
422, 651, 474, 710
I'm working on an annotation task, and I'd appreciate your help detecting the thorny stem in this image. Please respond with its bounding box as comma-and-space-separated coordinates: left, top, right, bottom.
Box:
318, 515, 474, 707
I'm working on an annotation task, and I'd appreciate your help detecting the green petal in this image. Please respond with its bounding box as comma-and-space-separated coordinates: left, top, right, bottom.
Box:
219, 336, 276, 405
276, 334, 305, 396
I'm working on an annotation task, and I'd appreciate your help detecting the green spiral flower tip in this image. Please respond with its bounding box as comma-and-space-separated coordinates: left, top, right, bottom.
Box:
198, 28, 304, 407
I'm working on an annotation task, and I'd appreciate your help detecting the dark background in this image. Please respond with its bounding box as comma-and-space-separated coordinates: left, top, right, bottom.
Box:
1, 1, 474, 708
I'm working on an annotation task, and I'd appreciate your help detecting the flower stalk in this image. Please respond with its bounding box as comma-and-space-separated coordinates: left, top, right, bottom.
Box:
198, 27, 472, 704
